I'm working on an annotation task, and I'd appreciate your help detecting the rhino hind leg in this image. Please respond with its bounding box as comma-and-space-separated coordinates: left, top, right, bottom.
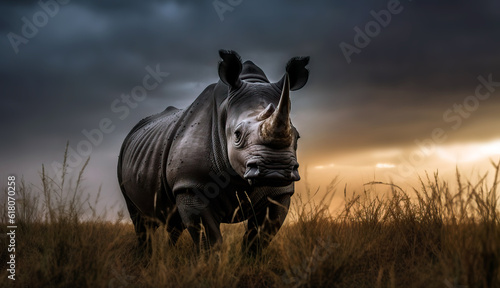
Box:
242, 194, 291, 256
136, 214, 160, 254
176, 191, 223, 251
123, 193, 159, 253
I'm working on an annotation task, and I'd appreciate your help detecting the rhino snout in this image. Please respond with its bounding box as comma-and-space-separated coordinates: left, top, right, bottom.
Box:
243, 159, 300, 186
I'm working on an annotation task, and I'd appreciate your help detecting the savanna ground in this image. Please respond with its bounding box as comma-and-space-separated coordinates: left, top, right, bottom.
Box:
1, 151, 499, 288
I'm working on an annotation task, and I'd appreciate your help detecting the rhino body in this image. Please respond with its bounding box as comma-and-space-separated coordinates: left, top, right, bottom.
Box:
117, 50, 309, 253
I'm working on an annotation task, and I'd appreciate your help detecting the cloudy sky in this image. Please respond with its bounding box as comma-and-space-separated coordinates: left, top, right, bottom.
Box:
1, 0, 500, 214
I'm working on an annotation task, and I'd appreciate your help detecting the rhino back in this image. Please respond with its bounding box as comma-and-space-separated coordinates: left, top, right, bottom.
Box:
118, 106, 183, 215
118, 83, 230, 216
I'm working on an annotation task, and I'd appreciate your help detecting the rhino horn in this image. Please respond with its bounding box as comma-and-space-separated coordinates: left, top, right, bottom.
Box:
260, 73, 292, 147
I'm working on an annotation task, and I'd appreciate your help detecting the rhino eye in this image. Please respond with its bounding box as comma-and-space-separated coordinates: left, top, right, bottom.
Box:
234, 130, 242, 143
233, 122, 245, 147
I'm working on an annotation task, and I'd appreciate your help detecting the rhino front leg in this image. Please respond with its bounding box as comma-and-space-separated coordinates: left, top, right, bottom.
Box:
243, 194, 291, 256
176, 191, 222, 251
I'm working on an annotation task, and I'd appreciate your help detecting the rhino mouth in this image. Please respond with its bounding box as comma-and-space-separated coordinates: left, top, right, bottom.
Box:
243, 158, 300, 187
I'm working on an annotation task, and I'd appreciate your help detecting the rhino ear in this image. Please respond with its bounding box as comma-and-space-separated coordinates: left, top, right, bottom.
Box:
218, 49, 243, 90
277, 56, 310, 91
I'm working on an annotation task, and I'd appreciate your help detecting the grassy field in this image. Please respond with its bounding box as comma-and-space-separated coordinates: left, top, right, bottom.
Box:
1, 154, 499, 287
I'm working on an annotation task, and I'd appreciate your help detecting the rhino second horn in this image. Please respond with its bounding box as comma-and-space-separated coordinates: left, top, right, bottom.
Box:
257, 103, 276, 121
260, 74, 292, 147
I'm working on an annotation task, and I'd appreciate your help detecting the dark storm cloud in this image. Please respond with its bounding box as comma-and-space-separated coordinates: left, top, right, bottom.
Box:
1, 0, 499, 193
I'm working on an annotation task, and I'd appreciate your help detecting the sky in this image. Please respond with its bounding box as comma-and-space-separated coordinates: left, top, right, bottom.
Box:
1, 0, 500, 216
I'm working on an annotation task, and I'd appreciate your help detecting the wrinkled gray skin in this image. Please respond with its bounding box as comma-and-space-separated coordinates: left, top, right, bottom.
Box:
118, 50, 309, 255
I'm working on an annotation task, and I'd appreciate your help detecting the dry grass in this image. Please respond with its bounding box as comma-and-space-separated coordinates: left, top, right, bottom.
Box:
1, 148, 499, 288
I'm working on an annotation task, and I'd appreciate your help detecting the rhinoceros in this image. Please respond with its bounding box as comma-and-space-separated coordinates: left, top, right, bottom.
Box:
117, 50, 309, 254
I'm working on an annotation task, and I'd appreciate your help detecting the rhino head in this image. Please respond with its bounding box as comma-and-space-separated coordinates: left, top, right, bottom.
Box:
218, 50, 309, 187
